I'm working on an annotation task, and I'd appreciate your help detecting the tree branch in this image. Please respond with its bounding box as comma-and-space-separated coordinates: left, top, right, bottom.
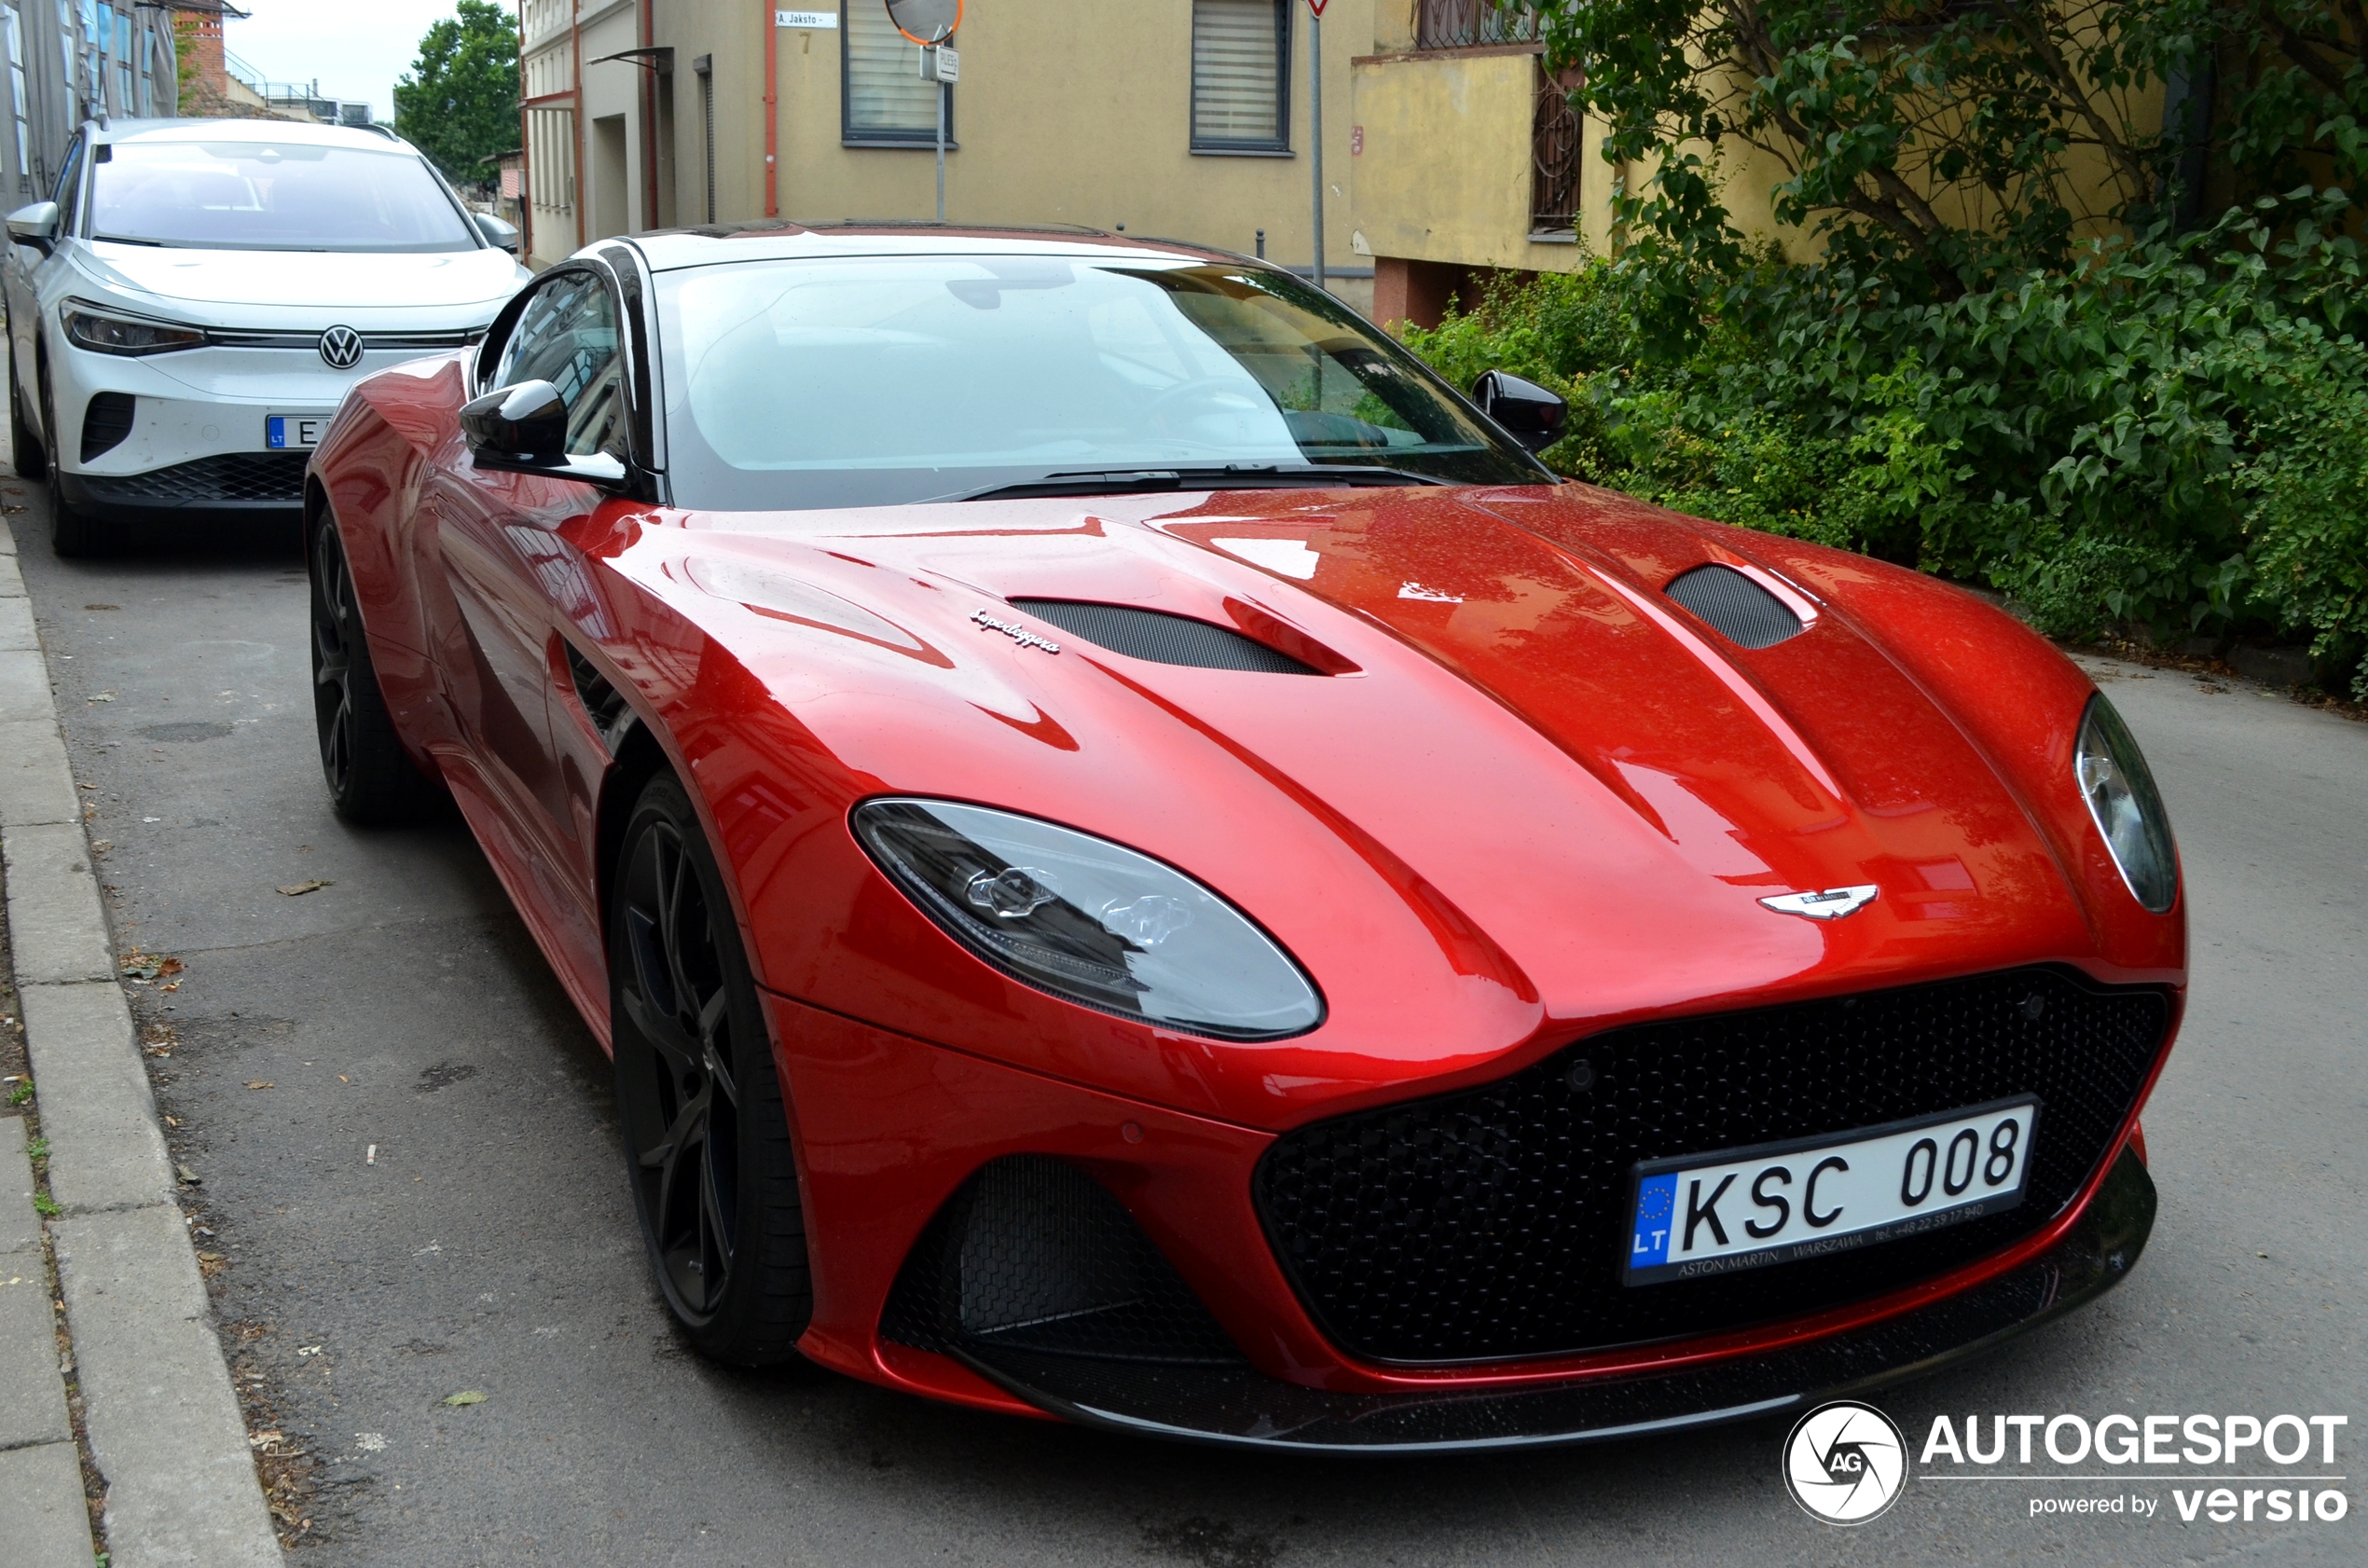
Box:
1999, 7, 2154, 199
2260, 10, 2356, 95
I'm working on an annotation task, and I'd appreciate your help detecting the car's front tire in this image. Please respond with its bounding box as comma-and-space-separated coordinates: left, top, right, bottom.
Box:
310, 513, 444, 823
611, 773, 813, 1366
8, 343, 46, 481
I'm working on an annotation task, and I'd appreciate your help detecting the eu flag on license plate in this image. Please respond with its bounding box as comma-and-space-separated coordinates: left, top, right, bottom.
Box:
1630, 1172, 1677, 1268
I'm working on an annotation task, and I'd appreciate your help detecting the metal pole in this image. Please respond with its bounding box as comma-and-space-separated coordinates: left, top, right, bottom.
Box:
762, 0, 778, 217
1309, 11, 1325, 294
936, 75, 946, 222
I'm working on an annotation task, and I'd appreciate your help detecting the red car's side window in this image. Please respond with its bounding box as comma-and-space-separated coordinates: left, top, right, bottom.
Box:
493, 274, 627, 459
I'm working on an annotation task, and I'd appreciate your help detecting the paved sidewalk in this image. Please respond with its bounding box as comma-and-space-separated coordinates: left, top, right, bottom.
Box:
1, 1115, 97, 1567
1, 515, 281, 1564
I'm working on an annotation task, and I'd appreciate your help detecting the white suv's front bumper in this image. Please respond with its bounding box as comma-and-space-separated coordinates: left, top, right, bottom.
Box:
51, 331, 480, 516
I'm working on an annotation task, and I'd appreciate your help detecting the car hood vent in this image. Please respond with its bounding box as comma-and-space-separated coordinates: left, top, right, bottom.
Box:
1010, 599, 1322, 674
1664, 564, 1804, 649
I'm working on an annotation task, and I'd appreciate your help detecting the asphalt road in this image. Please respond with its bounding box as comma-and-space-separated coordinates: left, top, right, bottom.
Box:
6, 491, 2363, 1568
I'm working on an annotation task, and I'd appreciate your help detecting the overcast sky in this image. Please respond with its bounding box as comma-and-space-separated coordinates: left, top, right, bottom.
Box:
219, 0, 473, 124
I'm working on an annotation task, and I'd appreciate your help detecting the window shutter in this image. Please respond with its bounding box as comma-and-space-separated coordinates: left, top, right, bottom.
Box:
1191, 0, 1286, 150
845, 2, 938, 140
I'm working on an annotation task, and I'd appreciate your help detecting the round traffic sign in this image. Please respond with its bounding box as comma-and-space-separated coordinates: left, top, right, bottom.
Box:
885, 0, 961, 45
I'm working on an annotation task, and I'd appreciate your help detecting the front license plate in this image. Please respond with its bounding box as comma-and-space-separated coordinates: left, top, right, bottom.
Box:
266, 414, 326, 450
1624, 1097, 2039, 1286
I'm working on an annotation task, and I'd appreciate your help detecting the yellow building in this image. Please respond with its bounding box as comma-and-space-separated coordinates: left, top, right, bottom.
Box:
516, 4, 2168, 342
520, 0, 1404, 320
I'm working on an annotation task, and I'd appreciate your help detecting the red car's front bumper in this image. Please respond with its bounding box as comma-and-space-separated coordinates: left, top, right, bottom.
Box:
767, 967, 2168, 1451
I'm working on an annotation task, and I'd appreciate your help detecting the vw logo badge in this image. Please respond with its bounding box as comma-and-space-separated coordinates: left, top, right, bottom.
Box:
318, 325, 365, 369
1783, 1400, 1909, 1524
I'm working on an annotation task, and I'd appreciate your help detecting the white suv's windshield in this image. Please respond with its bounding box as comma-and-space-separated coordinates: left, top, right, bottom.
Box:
89, 140, 479, 253
654, 254, 1544, 509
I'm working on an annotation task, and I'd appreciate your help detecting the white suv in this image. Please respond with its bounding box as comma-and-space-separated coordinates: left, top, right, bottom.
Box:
4, 117, 531, 555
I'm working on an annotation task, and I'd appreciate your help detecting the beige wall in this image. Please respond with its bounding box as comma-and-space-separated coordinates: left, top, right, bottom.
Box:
531, 4, 2166, 320
580, 2, 648, 242
645, 0, 1376, 309
1349, 46, 1607, 274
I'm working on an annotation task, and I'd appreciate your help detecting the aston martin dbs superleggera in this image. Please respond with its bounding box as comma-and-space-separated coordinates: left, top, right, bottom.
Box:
304, 225, 2185, 1451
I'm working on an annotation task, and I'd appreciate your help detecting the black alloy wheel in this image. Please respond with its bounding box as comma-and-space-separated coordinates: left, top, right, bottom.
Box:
8, 343, 46, 480
309, 513, 443, 823
612, 773, 811, 1364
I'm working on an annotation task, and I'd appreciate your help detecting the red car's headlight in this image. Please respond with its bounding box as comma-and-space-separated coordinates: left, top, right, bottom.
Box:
2075, 695, 2179, 914
852, 797, 1324, 1041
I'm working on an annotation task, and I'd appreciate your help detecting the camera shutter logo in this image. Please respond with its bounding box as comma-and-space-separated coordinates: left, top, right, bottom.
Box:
318, 325, 365, 369
1783, 1400, 1909, 1524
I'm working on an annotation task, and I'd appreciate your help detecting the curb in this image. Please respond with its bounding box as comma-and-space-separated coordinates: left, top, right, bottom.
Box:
0, 526, 283, 1565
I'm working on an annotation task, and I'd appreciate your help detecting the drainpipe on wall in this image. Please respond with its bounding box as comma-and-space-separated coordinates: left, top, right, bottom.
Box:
2160, 53, 2216, 231
763, 0, 778, 216
518, 9, 533, 261
642, 0, 659, 229
572, 11, 586, 248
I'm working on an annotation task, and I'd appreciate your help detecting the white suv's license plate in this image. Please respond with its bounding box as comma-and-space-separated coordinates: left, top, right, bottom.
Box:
1624, 1097, 2039, 1286
266, 414, 326, 450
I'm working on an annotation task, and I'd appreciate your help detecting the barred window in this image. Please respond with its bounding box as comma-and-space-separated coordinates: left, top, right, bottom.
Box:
843, 0, 948, 145
1191, 0, 1289, 154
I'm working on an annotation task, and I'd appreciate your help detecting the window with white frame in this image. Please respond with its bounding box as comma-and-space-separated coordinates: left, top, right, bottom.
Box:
1191, 0, 1289, 154
4, 5, 29, 194
842, 0, 945, 146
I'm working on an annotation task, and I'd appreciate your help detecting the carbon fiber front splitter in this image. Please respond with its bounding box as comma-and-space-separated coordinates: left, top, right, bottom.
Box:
953, 1148, 2155, 1452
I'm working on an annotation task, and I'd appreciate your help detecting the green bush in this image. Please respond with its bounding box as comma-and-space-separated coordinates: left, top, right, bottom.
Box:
1400, 195, 2368, 696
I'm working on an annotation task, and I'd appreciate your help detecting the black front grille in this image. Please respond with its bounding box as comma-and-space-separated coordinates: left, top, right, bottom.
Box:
1254, 966, 2171, 1366
80, 450, 309, 506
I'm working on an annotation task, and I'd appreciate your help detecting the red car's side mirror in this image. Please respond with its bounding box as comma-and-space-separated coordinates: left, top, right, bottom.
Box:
461, 378, 568, 464
460, 379, 631, 488
1471, 369, 1567, 454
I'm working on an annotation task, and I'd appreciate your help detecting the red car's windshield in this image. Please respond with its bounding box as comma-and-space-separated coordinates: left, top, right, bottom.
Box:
653, 254, 1545, 509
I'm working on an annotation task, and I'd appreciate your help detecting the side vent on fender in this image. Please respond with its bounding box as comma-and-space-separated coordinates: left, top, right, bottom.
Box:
1009, 598, 1322, 675
1664, 564, 1805, 650
564, 643, 635, 755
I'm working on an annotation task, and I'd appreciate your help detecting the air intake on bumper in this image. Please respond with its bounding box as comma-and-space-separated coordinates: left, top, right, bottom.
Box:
880, 1156, 1249, 1368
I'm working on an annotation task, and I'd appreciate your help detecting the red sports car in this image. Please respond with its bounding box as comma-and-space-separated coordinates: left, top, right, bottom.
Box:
305, 226, 2184, 1451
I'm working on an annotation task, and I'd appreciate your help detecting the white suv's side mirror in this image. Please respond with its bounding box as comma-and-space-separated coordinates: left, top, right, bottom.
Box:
473, 212, 520, 254
7, 200, 61, 254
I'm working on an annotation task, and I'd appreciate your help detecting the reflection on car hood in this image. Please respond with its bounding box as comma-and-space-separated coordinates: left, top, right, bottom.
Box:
77, 241, 526, 313
639, 482, 2109, 1044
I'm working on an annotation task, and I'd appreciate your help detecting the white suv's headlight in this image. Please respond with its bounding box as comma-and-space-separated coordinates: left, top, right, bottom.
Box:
852, 798, 1324, 1040
2074, 695, 2179, 913
62, 299, 207, 356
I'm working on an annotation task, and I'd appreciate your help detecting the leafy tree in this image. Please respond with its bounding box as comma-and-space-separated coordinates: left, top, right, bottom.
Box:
1531, 0, 2366, 305
394, 2, 520, 185
1393, 4, 2368, 689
